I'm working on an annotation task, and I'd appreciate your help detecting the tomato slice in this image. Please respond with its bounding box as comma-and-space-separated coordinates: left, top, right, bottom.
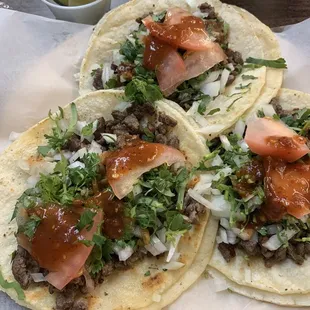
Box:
143, 14, 215, 51
263, 157, 310, 220
183, 47, 226, 80
245, 117, 309, 162
143, 35, 187, 96
106, 141, 185, 199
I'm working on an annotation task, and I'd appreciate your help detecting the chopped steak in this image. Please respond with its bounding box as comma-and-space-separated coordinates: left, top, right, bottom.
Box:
12, 246, 40, 289
116, 62, 135, 81
271, 98, 298, 117
55, 286, 76, 310
111, 110, 127, 122
63, 134, 89, 152
239, 240, 260, 256
93, 117, 106, 140
287, 243, 305, 265
183, 194, 206, 224
158, 112, 177, 127
92, 68, 103, 90
123, 114, 140, 133
218, 242, 236, 262
264, 247, 287, 268
155, 133, 168, 145
205, 19, 227, 45
199, 2, 217, 19
167, 136, 180, 149
226, 49, 244, 66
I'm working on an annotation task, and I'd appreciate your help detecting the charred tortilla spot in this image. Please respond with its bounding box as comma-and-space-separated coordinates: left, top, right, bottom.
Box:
142, 272, 165, 290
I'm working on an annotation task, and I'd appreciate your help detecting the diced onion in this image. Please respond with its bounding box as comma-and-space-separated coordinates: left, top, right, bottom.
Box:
192, 182, 212, 195
156, 228, 166, 244
114, 101, 132, 112
162, 262, 185, 270
88, 140, 102, 154
211, 155, 223, 166
213, 167, 232, 181
220, 69, 230, 93
69, 147, 87, 164
152, 293, 162, 303
211, 189, 221, 195
262, 104, 276, 117
26, 176, 39, 188
31, 273, 46, 283
18, 159, 30, 172
28, 162, 56, 177
226, 63, 235, 71
219, 228, 228, 244
238, 140, 249, 152
166, 234, 181, 263
101, 133, 117, 144
227, 230, 238, 244
219, 135, 232, 151
262, 229, 297, 251
75, 121, 87, 135
101, 63, 114, 85
145, 236, 167, 256
200, 81, 221, 97
209, 195, 232, 218
204, 70, 221, 84
9, 131, 22, 142
112, 49, 125, 65
185, 0, 197, 10
170, 251, 180, 262
233, 120, 246, 137
113, 245, 134, 261
220, 218, 230, 230
68, 161, 85, 169
53, 151, 72, 161
133, 226, 142, 238
188, 189, 213, 208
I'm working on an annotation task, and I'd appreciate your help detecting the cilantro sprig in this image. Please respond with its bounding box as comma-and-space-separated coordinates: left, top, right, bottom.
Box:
244, 57, 287, 69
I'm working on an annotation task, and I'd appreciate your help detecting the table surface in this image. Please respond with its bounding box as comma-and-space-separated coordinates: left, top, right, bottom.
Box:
1, 0, 310, 27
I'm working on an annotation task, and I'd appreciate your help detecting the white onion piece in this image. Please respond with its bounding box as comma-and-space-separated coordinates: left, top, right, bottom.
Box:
152, 293, 162, 303
53, 152, 72, 161
9, 131, 22, 142
112, 49, 125, 65
145, 236, 167, 256
102, 133, 117, 144
162, 262, 185, 271
114, 245, 134, 261
114, 101, 132, 112
262, 229, 297, 251
227, 230, 238, 244
192, 182, 212, 195
69, 147, 87, 164
18, 159, 30, 172
185, 0, 196, 10
262, 104, 276, 117
166, 234, 181, 263
213, 167, 232, 181
211, 155, 223, 167
26, 176, 39, 188
88, 140, 102, 154
75, 121, 87, 135
238, 140, 249, 152
226, 63, 235, 71
156, 228, 166, 244
101, 63, 114, 85
219, 228, 228, 244
83, 269, 95, 293
251, 231, 259, 243
219, 135, 232, 151
233, 156, 242, 168
220, 69, 230, 93
188, 189, 213, 208
186, 101, 200, 116
204, 70, 221, 84
192, 11, 208, 18
211, 189, 221, 195
29, 162, 56, 177
216, 236, 223, 244
209, 195, 232, 218
200, 80, 221, 97
233, 120, 246, 137
266, 224, 280, 235
220, 218, 230, 230
31, 273, 46, 283
68, 161, 85, 169
213, 276, 229, 292
170, 251, 180, 262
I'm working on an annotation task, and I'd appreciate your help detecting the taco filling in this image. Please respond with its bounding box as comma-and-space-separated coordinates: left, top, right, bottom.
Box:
189, 99, 310, 268
10, 102, 206, 310
91, 3, 244, 109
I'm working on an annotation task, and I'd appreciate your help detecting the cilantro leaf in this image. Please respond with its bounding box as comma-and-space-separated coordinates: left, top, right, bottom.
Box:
144, 270, 151, 276
152, 11, 166, 22
76, 209, 97, 232
37, 145, 52, 157
165, 211, 191, 242
198, 96, 211, 115
81, 122, 94, 136
245, 57, 287, 69
23, 215, 41, 239
207, 108, 220, 116
235, 83, 251, 90
242, 74, 257, 81
0, 270, 25, 300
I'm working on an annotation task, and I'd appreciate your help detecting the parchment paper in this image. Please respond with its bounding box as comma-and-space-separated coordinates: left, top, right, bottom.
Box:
0, 6, 310, 310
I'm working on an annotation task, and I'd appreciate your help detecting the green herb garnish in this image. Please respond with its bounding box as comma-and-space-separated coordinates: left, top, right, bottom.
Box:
0, 270, 25, 300
244, 57, 287, 69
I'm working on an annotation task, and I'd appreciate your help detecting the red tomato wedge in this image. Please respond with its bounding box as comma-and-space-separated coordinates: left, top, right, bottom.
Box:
164, 8, 192, 25
143, 35, 187, 96
245, 117, 309, 162
183, 47, 227, 80
106, 141, 185, 199
143, 14, 215, 51
18, 205, 102, 290
263, 157, 310, 220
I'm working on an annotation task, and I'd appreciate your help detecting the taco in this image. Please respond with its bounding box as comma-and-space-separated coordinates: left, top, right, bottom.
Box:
0, 90, 215, 310
79, 0, 285, 139
185, 88, 310, 306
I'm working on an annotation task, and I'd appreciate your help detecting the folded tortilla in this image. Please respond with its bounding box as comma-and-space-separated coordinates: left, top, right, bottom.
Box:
79, 0, 285, 139
0, 89, 216, 310
208, 88, 310, 306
